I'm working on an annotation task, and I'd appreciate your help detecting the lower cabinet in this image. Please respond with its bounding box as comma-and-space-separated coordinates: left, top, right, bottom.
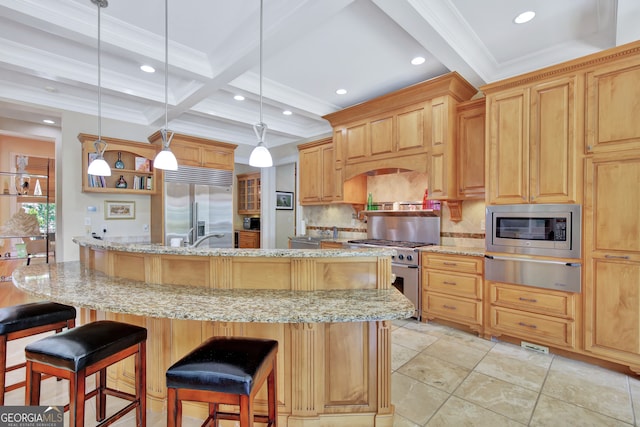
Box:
237, 231, 260, 248
486, 281, 577, 350
422, 253, 483, 334
320, 241, 343, 249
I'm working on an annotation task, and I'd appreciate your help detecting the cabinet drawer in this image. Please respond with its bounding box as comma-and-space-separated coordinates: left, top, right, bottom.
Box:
424, 293, 482, 325
490, 306, 575, 349
425, 271, 482, 299
489, 282, 575, 318
422, 254, 483, 274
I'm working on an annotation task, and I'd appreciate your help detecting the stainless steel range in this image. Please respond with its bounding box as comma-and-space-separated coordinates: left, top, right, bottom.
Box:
347, 214, 440, 319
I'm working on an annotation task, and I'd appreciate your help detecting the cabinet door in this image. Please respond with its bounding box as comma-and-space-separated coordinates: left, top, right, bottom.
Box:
457, 100, 485, 199
345, 123, 369, 162
584, 155, 640, 368
396, 107, 424, 152
299, 147, 321, 203
530, 76, 579, 204
429, 96, 457, 199
321, 145, 335, 201
202, 146, 234, 170
370, 115, 394, 156
486, 88, 529, 204
171, 142, 201, 167
586, 56, 640, 153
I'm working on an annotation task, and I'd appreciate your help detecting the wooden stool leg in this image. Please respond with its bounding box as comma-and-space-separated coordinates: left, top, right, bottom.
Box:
25, 360, 41, 405
167, 387, 179, 427
69, 369, 86, 427
268, 357, 277, 426
240, 394, 253, 427
96, 368, 107, 421
136, 341, 146, 427
0, 335, 6, 406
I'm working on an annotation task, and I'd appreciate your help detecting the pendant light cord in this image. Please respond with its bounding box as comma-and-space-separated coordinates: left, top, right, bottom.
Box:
97, 1, 102, 140
164, 0, 169, 132
259, 0, 263, 124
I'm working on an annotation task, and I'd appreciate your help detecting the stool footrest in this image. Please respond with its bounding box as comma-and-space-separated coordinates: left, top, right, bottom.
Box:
214, 411, 271, 423
95, 401, 139, 427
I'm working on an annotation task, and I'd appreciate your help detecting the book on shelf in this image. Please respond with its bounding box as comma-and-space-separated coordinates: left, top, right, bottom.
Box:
132, 175, 153, 190
135, 157, 150, 172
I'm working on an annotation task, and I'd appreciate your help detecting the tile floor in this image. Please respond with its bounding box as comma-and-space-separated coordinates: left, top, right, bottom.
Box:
4, 319, 640, 426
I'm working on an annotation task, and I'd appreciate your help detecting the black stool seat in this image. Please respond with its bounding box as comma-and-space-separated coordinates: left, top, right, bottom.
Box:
166, 337, 278, 427
0, 302, 76, 335
167, 337, 278, 395
25, 320, 146, 371
25, 320, 147, 427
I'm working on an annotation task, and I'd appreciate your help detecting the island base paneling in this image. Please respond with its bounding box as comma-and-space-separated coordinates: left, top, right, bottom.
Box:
88, 308, 393, 426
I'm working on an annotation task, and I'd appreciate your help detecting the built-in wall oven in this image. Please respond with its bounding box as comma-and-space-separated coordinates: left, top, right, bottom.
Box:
485, 204, 582, 293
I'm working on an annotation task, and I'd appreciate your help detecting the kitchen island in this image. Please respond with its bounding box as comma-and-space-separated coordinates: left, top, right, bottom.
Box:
12, 237, 412, 426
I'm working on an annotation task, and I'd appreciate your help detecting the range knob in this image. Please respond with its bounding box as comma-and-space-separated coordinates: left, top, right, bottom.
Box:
398, 254, 404, 260
406, 255, 413, 261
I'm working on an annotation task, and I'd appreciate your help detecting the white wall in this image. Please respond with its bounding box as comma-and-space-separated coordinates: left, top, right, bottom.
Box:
275, 163, 296, 248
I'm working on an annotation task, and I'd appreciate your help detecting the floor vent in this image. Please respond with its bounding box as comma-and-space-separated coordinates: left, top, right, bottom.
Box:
521, 341, 549, 354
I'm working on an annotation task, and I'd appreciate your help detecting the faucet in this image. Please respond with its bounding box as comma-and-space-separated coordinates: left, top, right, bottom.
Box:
191, 233, 225, 248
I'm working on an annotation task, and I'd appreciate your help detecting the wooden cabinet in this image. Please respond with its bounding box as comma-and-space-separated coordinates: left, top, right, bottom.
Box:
320, 241, 343, 249
298, 138, 366, 206
298, 138, 334, 204
428, 96, 457, 200
585, 55, 640, 154
422, 253, 483, 334
148, 131, 237, 170
237, 230, 260, 248
485, 75, 580, 205
456, 99, 485, 199
237, 173, 261, 215
79, 134, 158, 194
324, 73, 476, 181
487, 281, 577, 349
584, 153, 640, 373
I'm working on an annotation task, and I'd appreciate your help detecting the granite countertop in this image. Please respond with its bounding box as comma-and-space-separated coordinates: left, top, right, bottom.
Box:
419, 245, 485, 257
12, 262, 414, 323
73, 236, 395, 258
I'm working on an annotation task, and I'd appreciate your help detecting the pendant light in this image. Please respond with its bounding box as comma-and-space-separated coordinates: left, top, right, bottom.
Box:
87, 0, 111, 177
249, 0, 273, 168
153, 0, 178, 171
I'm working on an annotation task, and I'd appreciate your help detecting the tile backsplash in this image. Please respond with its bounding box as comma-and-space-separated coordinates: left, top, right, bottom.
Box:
301, 171, 485, 247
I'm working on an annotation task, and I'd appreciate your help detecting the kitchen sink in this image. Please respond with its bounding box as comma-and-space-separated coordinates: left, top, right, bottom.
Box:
290, 236, 322, 249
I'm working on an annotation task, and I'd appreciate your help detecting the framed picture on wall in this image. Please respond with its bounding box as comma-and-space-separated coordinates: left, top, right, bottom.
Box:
275, 191, 293, 210
104, 200, 136, 220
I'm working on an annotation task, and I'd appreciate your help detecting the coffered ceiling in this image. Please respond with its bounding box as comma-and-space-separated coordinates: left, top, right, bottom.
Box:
0, 0, 638, 161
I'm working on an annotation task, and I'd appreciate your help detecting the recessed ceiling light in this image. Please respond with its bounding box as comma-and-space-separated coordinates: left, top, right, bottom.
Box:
234, 95, 245, 101
411, 56, 426, 65
514, 11, 535, 24
282, 110, 292, 116
336, 89, 347, 95
140, 65, 155, 73
43, 119, 55, 124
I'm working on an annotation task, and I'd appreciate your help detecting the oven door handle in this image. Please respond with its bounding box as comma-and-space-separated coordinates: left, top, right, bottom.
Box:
392, 264, 419, 269
485, 254, 581, 267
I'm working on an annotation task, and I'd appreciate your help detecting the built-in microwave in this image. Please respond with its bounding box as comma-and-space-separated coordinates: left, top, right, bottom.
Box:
486, 204, 581, 258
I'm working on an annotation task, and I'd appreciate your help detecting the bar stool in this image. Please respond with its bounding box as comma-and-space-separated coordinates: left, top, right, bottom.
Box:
0, 301, 76, 405
24, 320, 147, 427
166, 337, 278, 427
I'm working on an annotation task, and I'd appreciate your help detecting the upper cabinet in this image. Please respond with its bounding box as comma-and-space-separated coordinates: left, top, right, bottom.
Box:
484, 75, 581, 205
456, 99, 486, 200
237, 173, 261, 215
324, 73, 477, 181
298, 138, 366, 206
78, 133, 159, 195
148, 131, 237, 171
585, 54, 640, 154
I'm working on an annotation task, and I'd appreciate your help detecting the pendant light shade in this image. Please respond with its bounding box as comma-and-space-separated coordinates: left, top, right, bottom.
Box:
249, 0, 273, 168
153, 0, 178, 171
87, 0, 111, 177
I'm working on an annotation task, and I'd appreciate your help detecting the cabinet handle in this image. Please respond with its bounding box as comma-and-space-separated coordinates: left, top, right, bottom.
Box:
518, 322, 537, 329
604, 255, 630, 260
443, 262, 457, 266
518, 297, 537, 303
443, 305, 457, 310
443, 281, 457, 286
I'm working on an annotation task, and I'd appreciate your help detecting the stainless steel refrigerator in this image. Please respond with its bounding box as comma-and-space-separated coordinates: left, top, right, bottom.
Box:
163, 165, 233, 248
